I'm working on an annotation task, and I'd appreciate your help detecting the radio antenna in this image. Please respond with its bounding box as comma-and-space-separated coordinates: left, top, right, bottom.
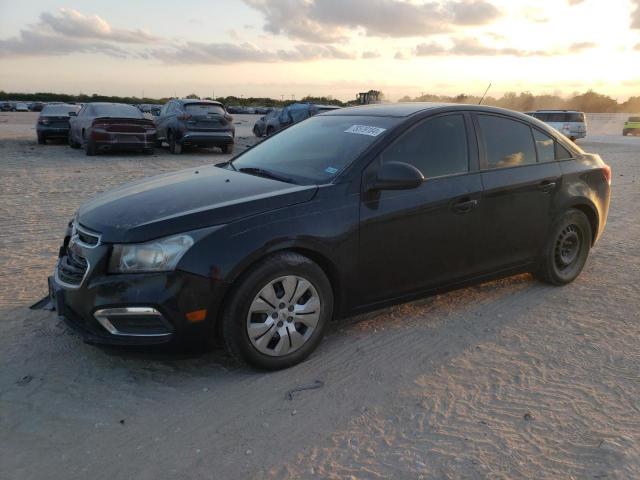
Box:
479, 82, 492, 105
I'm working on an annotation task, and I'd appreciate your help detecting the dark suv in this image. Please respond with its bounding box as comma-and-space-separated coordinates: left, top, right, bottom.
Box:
155, 99, 235, 154
46, 103, 610, 370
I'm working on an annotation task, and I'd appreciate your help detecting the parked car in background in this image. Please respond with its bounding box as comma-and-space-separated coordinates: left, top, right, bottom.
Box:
525, 110, 587, 141
36, 104, 81, 144
68, 102, 156, 156
14, 103, 30, 112
253, 108, 281, 137
262, 103, 342, 136
46, 103, 610, 369
622, 116, 640, 136
155, 99, 235, 154
0, 102, 12, 111
30, 102, 45, 112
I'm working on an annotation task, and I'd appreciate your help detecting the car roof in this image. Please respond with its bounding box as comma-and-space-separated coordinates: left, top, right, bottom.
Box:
178, 99, 223, 106
526, 110, 584, 114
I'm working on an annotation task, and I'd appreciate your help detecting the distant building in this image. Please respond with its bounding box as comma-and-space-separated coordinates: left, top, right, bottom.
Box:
357, 90, 382, 105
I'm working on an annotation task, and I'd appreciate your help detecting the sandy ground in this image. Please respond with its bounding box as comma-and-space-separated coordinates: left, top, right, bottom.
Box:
1, 111, 639, 480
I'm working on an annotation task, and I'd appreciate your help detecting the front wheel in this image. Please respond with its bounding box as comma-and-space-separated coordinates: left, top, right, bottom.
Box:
535, 209, 592, 285
222, 143, 234, 154
168, 131, 182, 154
222, 252, 333, 370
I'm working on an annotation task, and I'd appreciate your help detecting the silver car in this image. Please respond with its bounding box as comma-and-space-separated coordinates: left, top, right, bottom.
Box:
525, 110, 587, 141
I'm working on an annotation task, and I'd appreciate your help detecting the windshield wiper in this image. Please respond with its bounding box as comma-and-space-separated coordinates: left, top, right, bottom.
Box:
238, 167, 295, 184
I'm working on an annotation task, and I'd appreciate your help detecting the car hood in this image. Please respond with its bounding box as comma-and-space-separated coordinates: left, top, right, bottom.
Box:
77, 164, 318, 243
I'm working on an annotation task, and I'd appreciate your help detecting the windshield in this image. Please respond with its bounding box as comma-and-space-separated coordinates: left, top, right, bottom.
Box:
231, 115, 399, 184
93, 104, 143, 118
185, 103, 225, 115
42, 104, 79, 115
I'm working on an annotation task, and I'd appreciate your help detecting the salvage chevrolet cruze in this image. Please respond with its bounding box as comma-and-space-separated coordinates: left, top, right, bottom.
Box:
48, 103, 611, 369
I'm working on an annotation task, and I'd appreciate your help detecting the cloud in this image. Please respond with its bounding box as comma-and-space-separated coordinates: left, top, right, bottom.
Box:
567, 0, 584, 5
362, 50, 381, 59
39, 9, 159, 43
150, 42, 356, 64
0, 8, 159, 58
243, 0, 502, 42
632, 0, 640, 29
414, 38, 596, 57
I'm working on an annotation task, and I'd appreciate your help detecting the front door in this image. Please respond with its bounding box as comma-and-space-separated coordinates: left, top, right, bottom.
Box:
357, 113, 483, 307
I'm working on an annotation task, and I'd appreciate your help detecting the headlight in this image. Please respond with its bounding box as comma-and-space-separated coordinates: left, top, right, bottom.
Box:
108, 234, 194, 273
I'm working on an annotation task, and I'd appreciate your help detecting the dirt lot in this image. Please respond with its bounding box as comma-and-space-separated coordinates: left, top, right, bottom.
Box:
1, 111, 639, 480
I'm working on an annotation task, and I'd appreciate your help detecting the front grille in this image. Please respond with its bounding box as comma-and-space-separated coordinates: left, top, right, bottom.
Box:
57, 250, 88, 286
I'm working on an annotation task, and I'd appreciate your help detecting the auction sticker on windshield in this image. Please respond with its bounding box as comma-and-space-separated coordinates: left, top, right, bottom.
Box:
344, 125, 387, 136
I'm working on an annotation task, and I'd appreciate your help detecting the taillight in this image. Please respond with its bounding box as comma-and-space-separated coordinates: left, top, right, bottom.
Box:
177, 114, 192, 120
602, 164, 612, 185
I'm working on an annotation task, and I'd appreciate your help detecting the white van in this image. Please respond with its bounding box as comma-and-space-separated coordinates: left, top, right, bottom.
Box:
525, 110, 587, 141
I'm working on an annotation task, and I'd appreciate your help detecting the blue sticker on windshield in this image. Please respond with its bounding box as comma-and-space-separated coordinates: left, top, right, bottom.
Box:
325, 167, 338, 174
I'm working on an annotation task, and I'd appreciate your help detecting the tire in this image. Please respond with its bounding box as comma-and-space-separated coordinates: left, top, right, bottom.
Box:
623, 130, 629, 137
168, 131, 182, 154
253, 125, 261, 137
222, 143, 234, 154
155, 138, 163, 148
266, 126, 275, 136
535, 209, 592, 286
85, 137, 97, 156
37, 134, 46, 145
222, 252, 333, 370
69, 136, 81, 149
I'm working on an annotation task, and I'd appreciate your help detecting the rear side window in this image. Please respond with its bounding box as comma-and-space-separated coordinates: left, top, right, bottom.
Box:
477, 115, 536, 169
533, 129, 555, 163
381, 114, 468, 178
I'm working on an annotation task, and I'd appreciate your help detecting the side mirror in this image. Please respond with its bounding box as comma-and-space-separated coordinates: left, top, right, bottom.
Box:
68, 111, 77, 116
369, 161, 424, 191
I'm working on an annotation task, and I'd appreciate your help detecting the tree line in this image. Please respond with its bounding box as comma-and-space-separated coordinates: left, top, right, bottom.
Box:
398, 90, 640, 113
1, 89, 638, 112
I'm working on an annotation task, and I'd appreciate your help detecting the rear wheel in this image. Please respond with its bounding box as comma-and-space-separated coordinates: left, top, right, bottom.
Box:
168, 131, 182, 154
535, 209, 591, 285
222, 143, 234, 154
69, 135, 81, 149
222, 252, 333, 370
266, 126, 275, 136
84, 130, 97, 156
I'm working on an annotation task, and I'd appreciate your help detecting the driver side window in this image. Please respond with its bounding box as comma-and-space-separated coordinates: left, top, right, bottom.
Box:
381, 114, 469, 178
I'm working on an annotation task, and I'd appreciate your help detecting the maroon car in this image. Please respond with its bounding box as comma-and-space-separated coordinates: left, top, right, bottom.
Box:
68, 103, 156, 156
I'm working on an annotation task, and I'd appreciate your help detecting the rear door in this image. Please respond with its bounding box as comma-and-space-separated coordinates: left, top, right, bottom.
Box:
357, 113, 484, 305
473, 113, 562, 272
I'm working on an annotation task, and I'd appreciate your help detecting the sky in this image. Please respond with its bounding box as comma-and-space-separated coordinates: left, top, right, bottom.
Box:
0, 0, 639, 101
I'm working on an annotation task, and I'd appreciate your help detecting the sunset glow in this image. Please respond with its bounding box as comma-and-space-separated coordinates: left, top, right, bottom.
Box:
0, 0, 639, 101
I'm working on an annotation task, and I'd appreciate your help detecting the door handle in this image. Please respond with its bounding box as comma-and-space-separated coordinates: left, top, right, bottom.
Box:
452, 198, 479, 214
538, 181, 557, 192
